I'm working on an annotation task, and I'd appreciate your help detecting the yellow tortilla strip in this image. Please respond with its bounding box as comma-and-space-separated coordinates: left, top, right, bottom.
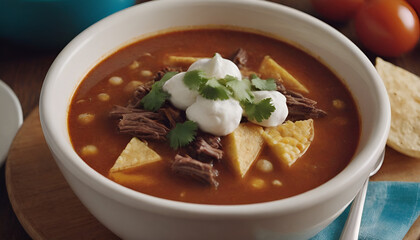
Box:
262, 119, 314, 166
375, 58, 420, 158
225, 123, 264, 178
109, 172, 156, 186
163, 55, 202, 67
259, 55, 309, 93
110, 137, 162, 172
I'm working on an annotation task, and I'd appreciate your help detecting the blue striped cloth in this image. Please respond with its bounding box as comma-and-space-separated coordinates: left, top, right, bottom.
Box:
311, 182, 420, 240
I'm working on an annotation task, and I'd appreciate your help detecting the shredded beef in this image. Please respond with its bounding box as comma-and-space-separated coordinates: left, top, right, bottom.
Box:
171, 154, 219, 187
110, 106, 169, 140
126, 67, 183, 108
109, 105, 164, 120
188, 134, 223, 162
276, 81, 327, 121
118, 116, 169, 140
154, 66, 183, 82
231, 48, 248, 69
127, 82, 153, 108
159, 106, 185, 128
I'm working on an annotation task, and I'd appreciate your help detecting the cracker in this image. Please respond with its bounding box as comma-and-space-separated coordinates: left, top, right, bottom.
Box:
375, 58, 420, 158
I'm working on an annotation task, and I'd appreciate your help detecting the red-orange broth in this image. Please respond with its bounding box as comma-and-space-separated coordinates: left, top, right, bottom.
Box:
68, 28, 360, 205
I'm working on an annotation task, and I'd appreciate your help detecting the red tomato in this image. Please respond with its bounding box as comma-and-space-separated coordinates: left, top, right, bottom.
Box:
406, 0, 420, 14
311, 0, 365, 21
354, 0, 420, 57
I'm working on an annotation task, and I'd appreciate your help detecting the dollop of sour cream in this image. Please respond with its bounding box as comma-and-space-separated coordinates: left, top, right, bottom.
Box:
162, 72, 197, 110
163, 53, 288, 136
249, 91, 288, 127
186, 96, 243, 136
188, 53, 242, 80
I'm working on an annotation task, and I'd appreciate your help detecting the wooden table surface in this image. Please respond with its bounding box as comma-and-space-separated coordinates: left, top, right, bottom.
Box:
0, 1, 419, 239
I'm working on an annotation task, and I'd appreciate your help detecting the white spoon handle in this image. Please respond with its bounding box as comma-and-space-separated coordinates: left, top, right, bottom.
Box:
339, 178, 369, 240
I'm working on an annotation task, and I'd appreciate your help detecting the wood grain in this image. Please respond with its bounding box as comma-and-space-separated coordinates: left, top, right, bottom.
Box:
6, 108, 117, 240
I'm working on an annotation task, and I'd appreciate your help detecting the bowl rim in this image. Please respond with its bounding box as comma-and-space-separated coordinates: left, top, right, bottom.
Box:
40, 0, 390, 219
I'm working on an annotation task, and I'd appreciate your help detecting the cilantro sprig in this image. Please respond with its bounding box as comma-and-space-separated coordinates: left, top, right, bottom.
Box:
242, 98, 275, 123
199, 78, 230, 100
250, 74, 277, 91
167, 121, 198, 149
182, 70, 278, 122
140, 71, 178, 111
223, 75, 253, 102
183, 70, 207, 90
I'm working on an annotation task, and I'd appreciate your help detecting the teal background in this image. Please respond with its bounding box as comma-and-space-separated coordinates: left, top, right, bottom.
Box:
0, 0, 135, 49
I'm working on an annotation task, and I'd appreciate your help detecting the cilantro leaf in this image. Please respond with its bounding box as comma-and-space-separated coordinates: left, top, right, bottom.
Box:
167, 121, 198, 149
199, 78, 230, 100
183, 70, 208, 90
140, 71, 177, 111
140, 88, 169, 112
223, 75, 254, 102
250, 74, 277, 91
155, 71, 178, 88
242, 98, 275, 122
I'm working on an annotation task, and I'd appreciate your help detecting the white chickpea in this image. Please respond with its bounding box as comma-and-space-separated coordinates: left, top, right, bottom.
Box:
332, 99, 345, 110
77, 113, 95, 124
141, 70, 153, 77
129, 60, 140, 69
272, 180, 283, 187
251, 178, 265, 189
109, 76, 123, 85
332, 117, 348, 126
256, 159, 273, 172
97, 93, 110, 102
81, 145, 98, 156
124, 80, 142, 93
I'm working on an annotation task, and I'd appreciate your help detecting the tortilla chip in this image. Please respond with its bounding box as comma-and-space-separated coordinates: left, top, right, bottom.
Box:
259, 55, 309, 93
375, 58, 420, 158
225, 123, 264, 178
262, 119, 314, 166
110, 137, 162, 172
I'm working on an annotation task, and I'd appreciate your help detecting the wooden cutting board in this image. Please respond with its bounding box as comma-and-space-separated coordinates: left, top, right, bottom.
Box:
5, 107, 118, 240
5, 107, 420, 239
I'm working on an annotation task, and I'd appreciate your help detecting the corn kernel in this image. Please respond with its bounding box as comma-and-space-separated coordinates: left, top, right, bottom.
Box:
97, 93, 110, 102
129, 60, 140, 69
251, 178, 265, 189
332, 117, 348, 126
256, 159, 273, 172
77, 113, 94, 124
332, 99, 345, 109
272, 180, 283, 186
109, 76, 123, 85
81, 145, 98, 156
141, 70, 153, 77
124, 81, 142, 93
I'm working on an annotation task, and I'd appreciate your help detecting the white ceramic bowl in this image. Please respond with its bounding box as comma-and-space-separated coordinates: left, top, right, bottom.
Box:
39, 0, 390, 239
